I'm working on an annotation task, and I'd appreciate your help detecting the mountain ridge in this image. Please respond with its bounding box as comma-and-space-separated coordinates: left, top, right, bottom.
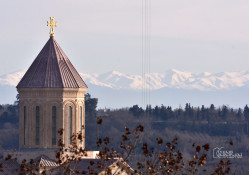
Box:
1, 69, 249, 91
1, 69, 249, 108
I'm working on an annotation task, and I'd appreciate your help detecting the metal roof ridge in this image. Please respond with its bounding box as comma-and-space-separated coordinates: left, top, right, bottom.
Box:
53, 38, 70, 87
50, 37, 64, 88
44, 38, 53, 87
53, 38, 80, 88
54, 39, 87, 88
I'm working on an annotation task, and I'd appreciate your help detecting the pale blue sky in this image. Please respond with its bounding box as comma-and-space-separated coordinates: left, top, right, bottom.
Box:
1, 0, 249, 75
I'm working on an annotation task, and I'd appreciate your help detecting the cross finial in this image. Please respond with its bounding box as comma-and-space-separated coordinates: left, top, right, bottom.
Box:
47, 17, 57, 37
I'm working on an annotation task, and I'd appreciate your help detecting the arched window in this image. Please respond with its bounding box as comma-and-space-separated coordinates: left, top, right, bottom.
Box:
24, 106, 26, 145
35, 106, 40, 145
68, 106, 72, 144
52, 106, 56, 145
79, 106, 82, 144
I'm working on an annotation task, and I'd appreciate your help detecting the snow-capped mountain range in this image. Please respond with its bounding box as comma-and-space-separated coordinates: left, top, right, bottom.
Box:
2, 69, 249, 91
80, 69, 249, 91
1, 69, 249, 108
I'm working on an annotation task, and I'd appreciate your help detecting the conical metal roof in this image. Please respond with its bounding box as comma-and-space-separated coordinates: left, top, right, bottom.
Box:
17, 37, 87, 88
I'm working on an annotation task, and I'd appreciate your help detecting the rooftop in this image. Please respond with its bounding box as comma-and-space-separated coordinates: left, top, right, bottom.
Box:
17, 37, 87, 89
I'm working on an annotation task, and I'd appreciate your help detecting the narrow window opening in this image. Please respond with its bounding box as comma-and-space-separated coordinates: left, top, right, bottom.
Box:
24, 106, 26, 145
36, 106, 40, 145
68, 106, 72, 144
80, 106, 82, 144
52, 106, 56, 145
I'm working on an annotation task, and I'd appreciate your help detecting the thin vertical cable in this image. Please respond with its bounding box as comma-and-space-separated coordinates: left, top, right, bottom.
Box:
141, 0, 151, 114
148, 0, 151, 107
141, 0, 144, 109
145, 0, 147, 110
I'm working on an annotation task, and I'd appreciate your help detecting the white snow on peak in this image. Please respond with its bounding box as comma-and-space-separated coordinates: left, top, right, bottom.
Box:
0, 71, 24, 86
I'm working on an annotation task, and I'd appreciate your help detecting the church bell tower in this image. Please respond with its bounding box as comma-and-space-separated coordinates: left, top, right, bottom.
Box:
16, 17, 88, 149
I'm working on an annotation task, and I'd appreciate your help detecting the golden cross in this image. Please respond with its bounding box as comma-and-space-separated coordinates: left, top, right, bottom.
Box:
47, 17, 57, 37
